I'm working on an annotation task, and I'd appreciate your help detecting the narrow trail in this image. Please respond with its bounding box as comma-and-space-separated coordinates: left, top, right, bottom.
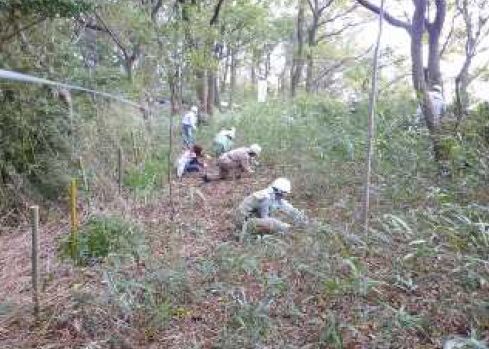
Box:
0, 167, 288, 348
0, 165, 482, 348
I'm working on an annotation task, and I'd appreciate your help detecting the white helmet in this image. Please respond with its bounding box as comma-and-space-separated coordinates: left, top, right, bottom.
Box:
271, 177, 291, 194
432, 85, 442, 92
227, 127, 236, 139
191, 105, 198, 113
249, 144, 262, 156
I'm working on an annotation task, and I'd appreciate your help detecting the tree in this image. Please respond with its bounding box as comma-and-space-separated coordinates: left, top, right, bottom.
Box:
453, 0, 489, 123
356, 0, 447, 162
304, 0, 358, 92
291, 0, 306, 97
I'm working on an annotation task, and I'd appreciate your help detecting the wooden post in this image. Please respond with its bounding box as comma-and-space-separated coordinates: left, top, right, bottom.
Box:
78, 156, 89, 192
69, 179, 78, 263
30, 205, 40, 318
118, 147, 123, 194
131, 131, 138, 164
70, 179, 78, 233
168, 111, 175, 221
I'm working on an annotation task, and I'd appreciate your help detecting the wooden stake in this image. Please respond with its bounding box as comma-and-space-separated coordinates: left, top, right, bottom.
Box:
78, 156, 89, 191
131, 131, 138, 164
118, 147, 123, 194
30, 205, 40, 318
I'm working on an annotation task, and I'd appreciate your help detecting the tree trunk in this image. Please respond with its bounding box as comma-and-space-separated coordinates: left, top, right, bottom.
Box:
291, 0, 306, 97
196, 70, 207, 113
221, 53, 230, 93
411, 0, 443, 161
229, 49, 237, 108
207, 70, 215, 115
454, 61, 470, 128
426, 0, 446, 87
214, 74, 221, 107
170, 74, 179, 115
265, 51, 271, 79
305, 20, 317, 93
427, 27, 442, 86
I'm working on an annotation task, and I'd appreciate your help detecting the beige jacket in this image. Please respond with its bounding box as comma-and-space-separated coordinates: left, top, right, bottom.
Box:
218, 147, 253, 172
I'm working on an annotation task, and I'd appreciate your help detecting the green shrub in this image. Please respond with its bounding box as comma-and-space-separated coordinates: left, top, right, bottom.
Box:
59, 215, 148, 266
0, 86, 72, 211
124, 156, 169, 192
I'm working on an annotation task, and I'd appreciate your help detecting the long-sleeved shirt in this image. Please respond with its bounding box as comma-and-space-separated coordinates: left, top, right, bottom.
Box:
213, 132, 234, 155
218, 147, 253, 173
238, 187, 304, 223
182, 111, 197, 129
175, 149, 203, 177
428, 91, 446, 118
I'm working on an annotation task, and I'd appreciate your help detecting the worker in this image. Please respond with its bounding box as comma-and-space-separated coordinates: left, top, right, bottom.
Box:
415, 84, 446, 126
208, 144, 261, 181
181, 105, 198, 147
176, 144, 207, 178
235, 177, 308, 238
213, 127, 236, 157
428, 84, 446, 124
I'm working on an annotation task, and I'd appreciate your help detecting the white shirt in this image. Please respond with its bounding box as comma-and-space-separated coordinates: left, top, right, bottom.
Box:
182, 111, 197, 129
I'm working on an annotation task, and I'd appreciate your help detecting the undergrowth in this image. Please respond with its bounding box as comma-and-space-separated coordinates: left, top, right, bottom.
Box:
59, 215, 148, 266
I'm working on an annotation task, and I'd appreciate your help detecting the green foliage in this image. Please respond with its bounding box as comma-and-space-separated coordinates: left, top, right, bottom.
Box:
124, 156, 169, 193
0, 86, 71, 209
319, 313, 344, 349
59, 215, 148, 266
217, 298, 272, 348
0, 0, 91, 17
103, 262, 192, 335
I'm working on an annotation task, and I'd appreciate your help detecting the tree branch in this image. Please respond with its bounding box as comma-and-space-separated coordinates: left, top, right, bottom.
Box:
93, 11, 129, 59
151, 0, 163, 21
210, 0, 226, 25
306, 0, 315, 15
0, 17, 46, 45
356, 0, 411, 31
317, 4, 358, 27
440, 11, 459, 58
315, 21, 368, 43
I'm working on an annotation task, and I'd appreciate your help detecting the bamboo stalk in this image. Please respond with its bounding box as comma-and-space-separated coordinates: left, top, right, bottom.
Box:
362, 0, 384, 235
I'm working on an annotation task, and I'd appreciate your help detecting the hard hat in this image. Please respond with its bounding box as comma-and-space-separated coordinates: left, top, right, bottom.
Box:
271, 177, 291, 194
191, 105, 198, 113
432, 85, 442, 92
249, 144, 262, 156
227, 127, 236, 139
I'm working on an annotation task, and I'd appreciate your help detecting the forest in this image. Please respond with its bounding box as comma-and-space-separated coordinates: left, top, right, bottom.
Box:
0, 0, 488, 348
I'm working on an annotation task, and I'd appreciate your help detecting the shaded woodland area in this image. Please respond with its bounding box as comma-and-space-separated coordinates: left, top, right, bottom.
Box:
1, 0, 489, 348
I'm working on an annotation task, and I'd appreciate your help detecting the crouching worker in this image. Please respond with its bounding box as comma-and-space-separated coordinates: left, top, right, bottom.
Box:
235, 178, 308, 240
213, 127, 236, 157
176, 145, 207, 179
204, 144, 261, 181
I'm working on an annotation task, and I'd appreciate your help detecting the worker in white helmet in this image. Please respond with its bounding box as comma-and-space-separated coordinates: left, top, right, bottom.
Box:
235, 178, 308, 238
181, 105, 199, 147
213, 127, 236, 157
415, 84, 446, 126
205, 144, 262, 181
428, 84, 446, 124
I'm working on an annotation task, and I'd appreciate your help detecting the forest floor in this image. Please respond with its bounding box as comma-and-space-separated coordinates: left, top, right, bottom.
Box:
0, 164, 488, 349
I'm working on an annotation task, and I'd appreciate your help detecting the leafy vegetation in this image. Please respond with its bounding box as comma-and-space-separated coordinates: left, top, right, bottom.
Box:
1, 0, 489, 348
59, 215, 148, 266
